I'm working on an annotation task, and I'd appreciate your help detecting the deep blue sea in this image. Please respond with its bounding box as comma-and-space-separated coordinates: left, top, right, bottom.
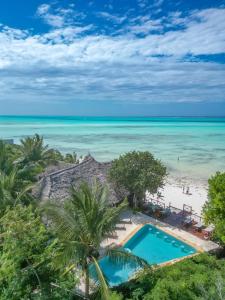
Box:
0, 116, 225, 180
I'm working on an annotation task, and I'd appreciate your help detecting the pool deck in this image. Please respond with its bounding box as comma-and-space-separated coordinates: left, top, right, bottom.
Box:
101, 210, 220, 253
78, 210, 220, 295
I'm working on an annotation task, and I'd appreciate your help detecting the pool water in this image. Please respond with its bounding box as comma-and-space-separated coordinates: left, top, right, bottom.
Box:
95, 224, 197, 286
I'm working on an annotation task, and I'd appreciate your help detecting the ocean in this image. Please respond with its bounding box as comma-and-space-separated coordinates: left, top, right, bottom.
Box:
0, 116, 225, 180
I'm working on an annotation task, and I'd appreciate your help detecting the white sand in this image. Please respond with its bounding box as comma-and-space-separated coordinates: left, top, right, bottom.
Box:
147, 176, 208, 216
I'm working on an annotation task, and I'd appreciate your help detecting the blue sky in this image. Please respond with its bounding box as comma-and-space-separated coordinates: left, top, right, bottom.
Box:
0, 0, 225, 116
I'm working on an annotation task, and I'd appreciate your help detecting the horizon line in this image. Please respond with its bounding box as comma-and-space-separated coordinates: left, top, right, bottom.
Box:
1, 115, 225, 118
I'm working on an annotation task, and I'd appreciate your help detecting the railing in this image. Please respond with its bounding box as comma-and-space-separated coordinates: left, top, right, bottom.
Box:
147, 198, 202, 222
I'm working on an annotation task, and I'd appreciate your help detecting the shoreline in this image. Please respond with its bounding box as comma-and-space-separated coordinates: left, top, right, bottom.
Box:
155, 175, 208, 216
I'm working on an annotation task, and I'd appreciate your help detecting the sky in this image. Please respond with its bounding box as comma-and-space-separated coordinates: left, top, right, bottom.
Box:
0, 0, 225, 116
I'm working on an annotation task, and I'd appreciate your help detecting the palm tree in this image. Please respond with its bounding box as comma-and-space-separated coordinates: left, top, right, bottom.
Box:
0, 168, 33, 212
19, 134, 53, 167
0, 140, 18, 174
44, 181, 147, 299
64, 152, 79, 164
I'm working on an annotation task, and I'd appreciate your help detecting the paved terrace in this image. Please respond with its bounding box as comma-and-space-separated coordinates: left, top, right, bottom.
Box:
78, 210, 220, 295
101, 210, 220, 253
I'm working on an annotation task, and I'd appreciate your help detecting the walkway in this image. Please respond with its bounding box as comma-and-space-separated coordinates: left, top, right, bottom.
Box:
101, 210, 220, 253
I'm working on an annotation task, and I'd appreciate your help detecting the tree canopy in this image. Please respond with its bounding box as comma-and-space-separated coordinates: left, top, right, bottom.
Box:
44, 181, 147, 299
203, 172, 225, 244
109, 151, 167, 207
1, 137, 224, 299
115, 254, 225, 300
19, 134, 56, 167
0, 205, 75, 300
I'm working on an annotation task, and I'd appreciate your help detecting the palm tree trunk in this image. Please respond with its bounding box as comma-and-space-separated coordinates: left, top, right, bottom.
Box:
84, 263, 90, 299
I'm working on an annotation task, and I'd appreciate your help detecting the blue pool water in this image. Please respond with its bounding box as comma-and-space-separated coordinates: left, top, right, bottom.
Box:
95, 224, 197, 286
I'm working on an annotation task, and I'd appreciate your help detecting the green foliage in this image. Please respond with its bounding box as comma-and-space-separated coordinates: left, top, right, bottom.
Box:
114, 266, 157, 300
44, 181, 146, 298
0, 205, 75, 300
0, 140, 21, 174
1, 135, 80, 181
109, 151, 167, 207
44, 181, 127, 297
47, 149, 64, 162
0, 140, 13, 174
0, 168, 33, 213
115, 254, 225, 300
203, 172, 225, 244
19, 134, 80, 168
108, 291, 124, 300
19, 134, 55, 168
64, 152, 79, 164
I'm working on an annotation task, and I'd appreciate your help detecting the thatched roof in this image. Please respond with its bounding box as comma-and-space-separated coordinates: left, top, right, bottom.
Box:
34, 155, 126, 205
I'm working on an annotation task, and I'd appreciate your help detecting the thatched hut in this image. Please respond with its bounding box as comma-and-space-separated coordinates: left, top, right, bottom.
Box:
34, 155, 126, 205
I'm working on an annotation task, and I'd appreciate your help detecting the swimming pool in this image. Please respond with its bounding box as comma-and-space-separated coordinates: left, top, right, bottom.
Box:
95, 224, 197, 286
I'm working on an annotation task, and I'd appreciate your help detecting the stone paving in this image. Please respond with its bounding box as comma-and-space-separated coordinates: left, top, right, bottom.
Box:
101, 210, 220, 253
78, 209, 220, 295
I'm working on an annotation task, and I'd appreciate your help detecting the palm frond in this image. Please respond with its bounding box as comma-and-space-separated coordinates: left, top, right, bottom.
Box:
14, 182, 33, 205
106, 247, 148, 269
91, 257, 110, 300
43, 202, 79, 240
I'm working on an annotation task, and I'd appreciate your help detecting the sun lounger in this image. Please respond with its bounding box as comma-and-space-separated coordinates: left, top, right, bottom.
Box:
204, 224, 214, 232
161, 207, 170, 216
115, 224, 126, 230
193, 221, 204, 231
182, 216, 193, 227
203, 224, 214, 239
105, 231, 118, 239
120, 218, 132, 224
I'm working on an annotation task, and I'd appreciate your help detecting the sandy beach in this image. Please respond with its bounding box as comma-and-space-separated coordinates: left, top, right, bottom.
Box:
148, 176, 208, 216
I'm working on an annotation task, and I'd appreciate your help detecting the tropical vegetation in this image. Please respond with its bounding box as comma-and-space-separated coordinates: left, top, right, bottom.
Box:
114, 254, 225, 299
0, 205, 75, 300
203, 172, 225, 245
109, 151, 167, 207
0, 135, 225, 300
43, 181, 147, 299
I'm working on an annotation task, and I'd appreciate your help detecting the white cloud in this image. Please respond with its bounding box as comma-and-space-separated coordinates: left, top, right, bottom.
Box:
126, 17, 163, 34
0, 7, 225, 105
137, 0, 149, 9
97, 12, 127, 24
37, 4, 66, 27
36, 3, 86, 28
37, 4, 50, 15
152, 0, 164, 8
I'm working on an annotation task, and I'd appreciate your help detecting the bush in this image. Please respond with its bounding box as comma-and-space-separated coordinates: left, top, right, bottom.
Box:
109, 151, 166, 207
115, 254, 225, 300
203, 172, 225, 245
0, 205, 76, 299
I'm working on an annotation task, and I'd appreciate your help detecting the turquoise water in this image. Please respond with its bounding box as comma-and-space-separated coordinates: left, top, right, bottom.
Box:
0, 116, 225, 179
95, 224, 196, 286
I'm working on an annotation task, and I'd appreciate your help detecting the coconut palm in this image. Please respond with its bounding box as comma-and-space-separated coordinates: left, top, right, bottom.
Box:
44, 181, 147, 299
64, 152, 79, 164
0, 140, 18, 174
0, 168, 33, 212
19, 134, 54, 167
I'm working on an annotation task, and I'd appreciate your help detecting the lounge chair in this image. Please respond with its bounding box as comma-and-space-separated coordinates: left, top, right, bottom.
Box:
193, 221, 204, 231
160, 207, 170, 218
203, 224, 214, 240
120, 217, 132, 224
182, 216, 193, 227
